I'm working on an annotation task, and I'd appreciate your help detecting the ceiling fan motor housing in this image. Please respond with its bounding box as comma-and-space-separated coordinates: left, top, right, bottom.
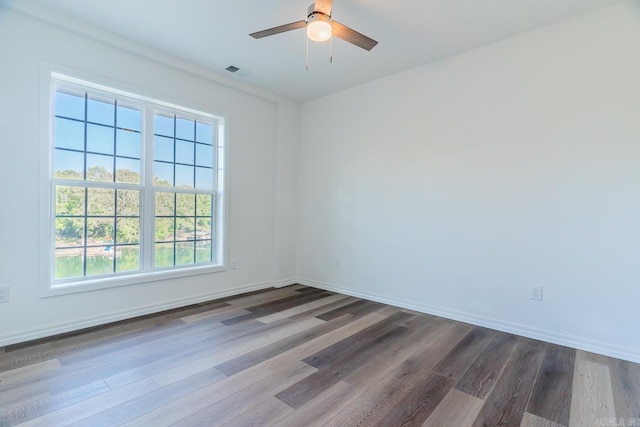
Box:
306, 7, 332, 42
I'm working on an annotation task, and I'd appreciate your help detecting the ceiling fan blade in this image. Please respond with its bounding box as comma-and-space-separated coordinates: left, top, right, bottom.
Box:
250, 20, 306, 39
332, 21, 378, 51
314, 0, 333, 16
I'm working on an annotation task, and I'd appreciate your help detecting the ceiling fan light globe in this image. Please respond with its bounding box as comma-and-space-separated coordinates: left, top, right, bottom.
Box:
307, 14, 332, 42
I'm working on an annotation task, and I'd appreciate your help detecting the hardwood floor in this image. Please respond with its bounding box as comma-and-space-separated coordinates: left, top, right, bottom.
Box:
1, 285, 638, 426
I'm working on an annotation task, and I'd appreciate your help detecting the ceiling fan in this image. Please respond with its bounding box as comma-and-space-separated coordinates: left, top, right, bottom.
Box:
249, 0, 378, 51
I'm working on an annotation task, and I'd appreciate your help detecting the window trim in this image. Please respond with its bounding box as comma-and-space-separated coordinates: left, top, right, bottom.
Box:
39, 67, 229, 297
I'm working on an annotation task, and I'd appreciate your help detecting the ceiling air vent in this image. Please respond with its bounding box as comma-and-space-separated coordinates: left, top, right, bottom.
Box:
225, 65, 240, 73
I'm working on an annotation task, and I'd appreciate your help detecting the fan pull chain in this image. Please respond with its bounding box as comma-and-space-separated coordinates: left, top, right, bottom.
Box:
306, 36, 309, 71
330, 33, 333, 64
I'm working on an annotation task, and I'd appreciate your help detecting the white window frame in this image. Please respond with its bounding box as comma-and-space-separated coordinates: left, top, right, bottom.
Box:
39, 70, 228, 297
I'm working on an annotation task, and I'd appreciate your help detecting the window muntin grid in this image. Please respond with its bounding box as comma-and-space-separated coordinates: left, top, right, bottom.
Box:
50, 79, 221, 287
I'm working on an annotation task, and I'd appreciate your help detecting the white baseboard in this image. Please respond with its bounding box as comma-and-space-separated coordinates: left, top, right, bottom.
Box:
271, 278, 298, 288
0, 281, 273, 348
297, 277, 640, 364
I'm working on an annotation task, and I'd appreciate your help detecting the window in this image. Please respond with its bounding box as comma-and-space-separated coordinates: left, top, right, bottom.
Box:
44, 74, 226, 295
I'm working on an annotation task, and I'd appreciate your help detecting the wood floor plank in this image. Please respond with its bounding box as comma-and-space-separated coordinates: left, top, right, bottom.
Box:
520, 412, 565, 427
527, 344, 575, 426
0, 379, 110, 427
609, 357, 640, 420
215, 313, 355, 376
432, 326, 496, 380
120, 359, 286, 427
3, 286, 639, 427
224, 287, 302, 307
276, 312, 413, 408
316, 299, 383, 321
422, 388, 484, 427
222, 291, 334, 325
323, 374, 414, 427
180, 304, 248, 323
169, 362, 316, 427
219, 396, 293, 427
569, 353, 616, 427
287, 296, 360, 321
277, 324, 410, 409
0, 359, 61, 389
373, 372, 454, 427
343, 315, 449, 389
257, 293, 349, 323
277, 381, 356, 427
18, 377, 159, 427
119, 314, 386, 427
472, 338, 546, 427
149, 316, 324, 386
454, 331, 518, 399
392, 322, 474, 385
302, 311, 413, 370
67, 367, 225, 427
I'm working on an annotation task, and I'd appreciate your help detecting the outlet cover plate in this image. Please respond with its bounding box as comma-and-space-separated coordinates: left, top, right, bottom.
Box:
0, 287, 9, 303
530, 285, 543, 301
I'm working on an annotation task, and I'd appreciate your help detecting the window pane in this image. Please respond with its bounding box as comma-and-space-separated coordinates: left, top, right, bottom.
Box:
116, 190, 140, 216
176, 241, 195, 265
55, 186, 85, 216
54, 248, 84, 279
196, 217, 211, 239
116, 129, 141, 158
195, 144, 213, 167
55, 217, 84, 247
54, 117, 84, 151
196, 240, 212, 263
86, 154, 114, 182
196, 194, 212, 216
55, 90, 85, 120
116, 157, 140, 184
155, 242, 174, 267
155, 192, 175, 216
87, 217, 114, 246
87, 188, 115, 216
176, 118, 195, 140
176, 140, 194, 165
86, 249, 114, 276
154, 113, 174, 137
116, 218, 139, 244
155, 218, 174, 242
195, 167, 213, 191
196, 121, 213, 144
54, 149, 84, 180
175, 165, 194, 188
176, 217, 195, 241
51, 81, 221, 283
117, 105, 141, 132
87, 97, 114, 126
176, 193, 195, 216
154, 136, 174, 162
116, 245, 140, 272
154, 161, 173, 186
87, 123, 114, 155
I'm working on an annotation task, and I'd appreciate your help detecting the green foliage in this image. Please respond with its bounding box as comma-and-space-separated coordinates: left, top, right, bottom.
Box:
55, 169, 214, 276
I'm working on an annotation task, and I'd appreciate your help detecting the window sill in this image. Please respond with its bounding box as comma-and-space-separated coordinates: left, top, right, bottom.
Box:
41, 264, 226, 298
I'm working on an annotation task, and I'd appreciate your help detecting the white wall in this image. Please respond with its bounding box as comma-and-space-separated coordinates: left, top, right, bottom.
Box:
0, 5, 300, 345
298, 2, 640, 362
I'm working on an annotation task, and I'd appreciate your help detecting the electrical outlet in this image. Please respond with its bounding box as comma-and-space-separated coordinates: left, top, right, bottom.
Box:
530, 285, 543, 301
335, 258, 341, 268
231, 259, 237, 269
0, 287, 9, 303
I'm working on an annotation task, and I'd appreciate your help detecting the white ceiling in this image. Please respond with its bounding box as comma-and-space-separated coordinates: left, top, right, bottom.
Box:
25, 0, 624, 102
